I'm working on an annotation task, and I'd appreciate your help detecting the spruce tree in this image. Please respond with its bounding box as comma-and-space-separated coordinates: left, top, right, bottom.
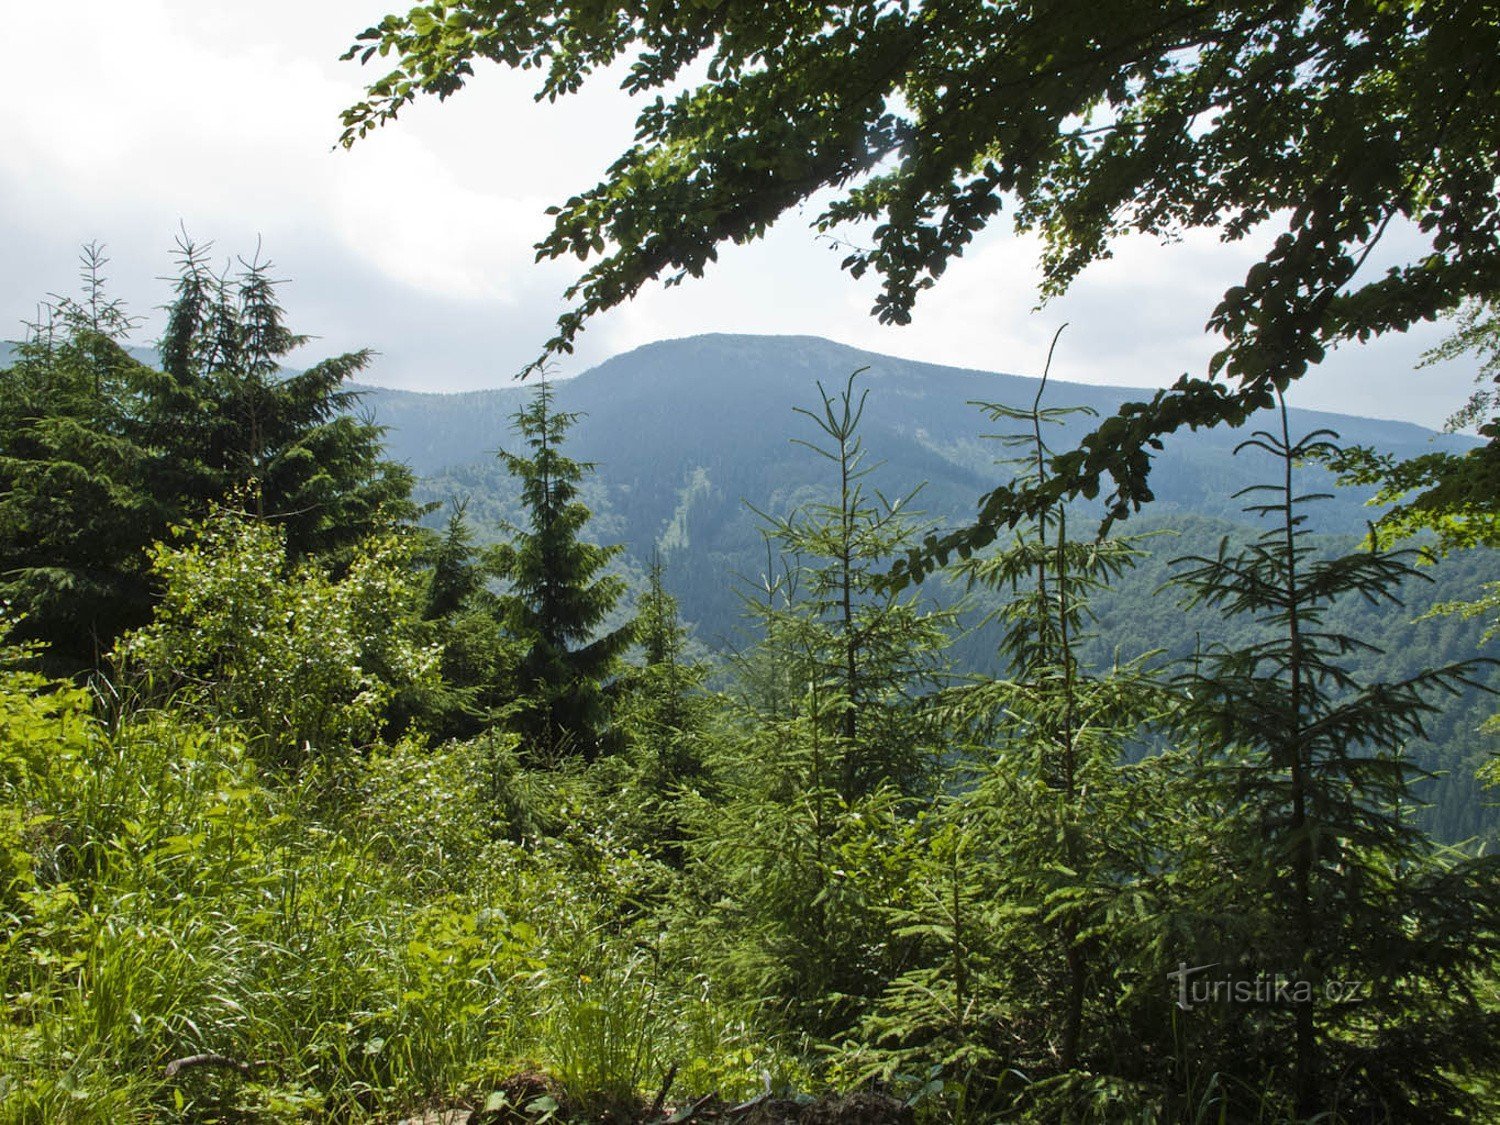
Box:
604, 554, 716, 860
618, 554, 711, 789
692, 371, 955, 1036
389, 503, 518, 742
948, 350, 1156, 1092
0, 244, 156, 671
744, 370, 955, 800
1166, 397, 1500, 1121
849, 337, 1170, 1118
0, 240, 414, 672
145, 238, 415, 561
489, 379, 632, 762
425, 504, 487, 621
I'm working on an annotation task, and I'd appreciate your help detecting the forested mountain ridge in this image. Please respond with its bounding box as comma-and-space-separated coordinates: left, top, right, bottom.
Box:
363, 333, 1478, 631
352, 333, 1496, 842
361, 332, 1466, 488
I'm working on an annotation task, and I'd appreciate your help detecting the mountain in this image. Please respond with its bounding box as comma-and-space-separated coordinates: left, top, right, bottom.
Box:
355, 334, 1496, 842
356, 334, 1477, 623
361, 332, 1469, 522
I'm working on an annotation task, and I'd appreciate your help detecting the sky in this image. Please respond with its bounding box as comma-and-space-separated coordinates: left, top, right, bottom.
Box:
0, 0, 1482, 429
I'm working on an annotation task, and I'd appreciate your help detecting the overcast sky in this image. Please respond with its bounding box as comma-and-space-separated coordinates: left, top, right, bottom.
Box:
1, 0, 1482, 428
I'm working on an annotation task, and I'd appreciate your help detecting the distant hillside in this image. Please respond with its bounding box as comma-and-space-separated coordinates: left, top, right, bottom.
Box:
355, 333, 1474, 561
353, 334, 1495, 842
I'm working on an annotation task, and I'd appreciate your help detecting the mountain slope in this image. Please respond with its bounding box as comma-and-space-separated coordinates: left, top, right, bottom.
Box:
361, 332, 1473, 556
358, 334, 1496, 842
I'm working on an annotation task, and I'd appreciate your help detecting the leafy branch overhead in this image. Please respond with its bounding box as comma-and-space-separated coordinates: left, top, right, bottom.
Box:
340, 0, 1500, 566
1322, 299, 1500, 554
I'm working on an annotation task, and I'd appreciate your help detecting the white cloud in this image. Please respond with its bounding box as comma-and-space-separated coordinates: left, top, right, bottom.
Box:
0, 0, 631, 350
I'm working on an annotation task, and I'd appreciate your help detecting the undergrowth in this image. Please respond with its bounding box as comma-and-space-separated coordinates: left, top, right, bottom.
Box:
0, 670, 784, 1122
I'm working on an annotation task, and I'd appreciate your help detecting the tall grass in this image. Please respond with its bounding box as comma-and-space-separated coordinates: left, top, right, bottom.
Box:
0, 677, 784, 1122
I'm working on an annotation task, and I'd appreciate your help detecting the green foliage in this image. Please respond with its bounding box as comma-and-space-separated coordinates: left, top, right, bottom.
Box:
149, 238, 417, 561
385, 336, 1497, 840
676, 374, 956, 1039
0, 245, 160, 671
0, 649, 787, 1121
610, 556, 716, 855
743, 371, 955, 799
115, 506, 440, 770
1323, 298, 1500, 554
840, 355, 1176, 1120
1162, 404, 1500, 1121
4, 305, 1496, 1123
1422, 579, 1500, 749
490, 380, 634, 762
401, 504, 524, 743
